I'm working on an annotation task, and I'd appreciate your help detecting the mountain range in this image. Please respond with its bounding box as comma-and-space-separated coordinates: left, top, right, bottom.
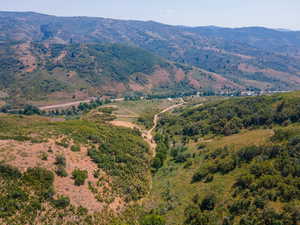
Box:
1, 11, 300, 105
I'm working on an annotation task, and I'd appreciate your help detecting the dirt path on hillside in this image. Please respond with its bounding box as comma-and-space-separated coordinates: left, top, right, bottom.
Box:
146, 101, 184, 156
111, 99, 184, 157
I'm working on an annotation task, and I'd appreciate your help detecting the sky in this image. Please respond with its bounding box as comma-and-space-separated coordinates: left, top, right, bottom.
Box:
1, 0, 300, 30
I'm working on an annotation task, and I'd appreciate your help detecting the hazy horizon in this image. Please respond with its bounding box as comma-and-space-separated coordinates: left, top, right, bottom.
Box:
1, 0, 300, 30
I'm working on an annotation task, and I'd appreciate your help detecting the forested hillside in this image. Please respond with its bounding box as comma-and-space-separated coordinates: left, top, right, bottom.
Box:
144, 92, 300, 225
0, 41, 237, 105
1, 11, 300, 94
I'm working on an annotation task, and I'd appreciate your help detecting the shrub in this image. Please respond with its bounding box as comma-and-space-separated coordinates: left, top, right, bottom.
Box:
141, 214, 165, 225
234, 174, 254, 189
197, 143, 206, 150
56, 141, 69, 148
52, 196, 70, 209
72, 169, 88, 186
175, 153, 190, 163
55, 155, 66, 166
71, 145, 81, 152
200, 193, 216, 211
228, 199, 251, 215
237, 146, 261, 163
184, 160, 193, 169
55, 165, 68, 177
217, 158, 236, 174
204, 174, 214, 183
152, 157, 162, 170
192, 169, 209, 183
0, 164, 22, 179
40, 152, 48, 160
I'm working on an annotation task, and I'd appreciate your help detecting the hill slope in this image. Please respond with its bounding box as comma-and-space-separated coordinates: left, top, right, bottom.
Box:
0, 113, 151, 224
145, 92, 300, 225
0, 42, 238, 105
1, 11, 300, 92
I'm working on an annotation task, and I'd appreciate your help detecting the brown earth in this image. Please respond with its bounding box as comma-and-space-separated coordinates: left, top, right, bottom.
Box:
0, 138, 125, 212
15, 42, 37, 73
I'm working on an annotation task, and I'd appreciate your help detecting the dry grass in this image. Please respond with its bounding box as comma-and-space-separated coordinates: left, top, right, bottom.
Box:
198, 129, 274, 151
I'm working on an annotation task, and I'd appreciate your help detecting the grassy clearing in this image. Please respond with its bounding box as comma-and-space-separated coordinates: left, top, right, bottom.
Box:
195, 129, 274, 151
103, 99, 178, 129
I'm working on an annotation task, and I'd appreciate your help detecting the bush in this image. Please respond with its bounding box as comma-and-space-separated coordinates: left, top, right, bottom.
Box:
71, 145, 81, 152
228, 199, 251, 215
40, 152, 48, 161
72, 169, 88, 186
141, 214, 165, 225
192, 168, 209, 183
55, 165, 68, 177
152, 157, 162, 170
52, 195, 70, 209
0, 164, 22, 179
175, 153, 190, 163
217, 158, 236, 174
200, 194, 216, 211
197, 143, 206, 150
234, 174, 254, 189
204, 174, 214, 183
55, 155, 66, 166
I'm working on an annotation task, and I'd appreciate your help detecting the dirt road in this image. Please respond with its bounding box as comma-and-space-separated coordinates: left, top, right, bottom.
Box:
111, 100, 184, 156
39, 99, 93, 110
145, 102, 184, 156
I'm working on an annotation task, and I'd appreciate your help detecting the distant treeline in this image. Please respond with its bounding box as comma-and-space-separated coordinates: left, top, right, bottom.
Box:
0, 98, 110, 117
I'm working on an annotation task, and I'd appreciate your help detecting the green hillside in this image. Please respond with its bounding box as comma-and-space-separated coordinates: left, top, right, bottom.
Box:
144, 92, 300, 225
0, 42, 237, 106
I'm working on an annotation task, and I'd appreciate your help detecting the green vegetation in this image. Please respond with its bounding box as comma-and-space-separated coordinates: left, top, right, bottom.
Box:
71, 145, 81, 152
2, 88, 300, 224
151, 133, 170, 171
0, 166, 54, 222
0, 113, 151, 202
160, 93, 300, 139
141, 214, 166, 225
144, 93, 300, 225
72, 169, 88, 186
185, 129, 300, 225
52, 195, 70, 209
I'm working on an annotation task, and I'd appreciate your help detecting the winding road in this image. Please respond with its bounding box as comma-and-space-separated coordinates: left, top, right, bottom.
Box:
41, 97, 185, 156
145, 101, 185, 156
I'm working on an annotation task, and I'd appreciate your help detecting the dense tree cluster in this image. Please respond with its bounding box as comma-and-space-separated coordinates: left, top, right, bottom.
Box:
161, 94, 300, 138
151, 133, 169, 171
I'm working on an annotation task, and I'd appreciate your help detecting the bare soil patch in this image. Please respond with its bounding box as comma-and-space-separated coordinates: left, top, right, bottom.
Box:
0, 138, 125, 212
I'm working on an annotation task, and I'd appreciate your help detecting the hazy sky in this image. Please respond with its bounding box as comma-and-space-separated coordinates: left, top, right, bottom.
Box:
1, 0, 300, 30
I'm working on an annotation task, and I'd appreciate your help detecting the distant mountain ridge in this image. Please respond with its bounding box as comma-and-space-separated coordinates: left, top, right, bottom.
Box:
1, 11, 300, 104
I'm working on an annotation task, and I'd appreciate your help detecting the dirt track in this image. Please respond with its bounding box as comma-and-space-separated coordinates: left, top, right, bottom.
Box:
39, 99, 93, 110
111, 100, 184, 156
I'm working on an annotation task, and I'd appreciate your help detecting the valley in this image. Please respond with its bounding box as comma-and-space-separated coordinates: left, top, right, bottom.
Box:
1, 12, 300, 107
0, 7, 300, 225
1, 90, 300, 224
